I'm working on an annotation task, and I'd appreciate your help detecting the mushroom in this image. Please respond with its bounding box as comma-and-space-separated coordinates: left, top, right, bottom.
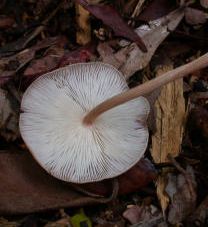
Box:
20, 53, 208, 183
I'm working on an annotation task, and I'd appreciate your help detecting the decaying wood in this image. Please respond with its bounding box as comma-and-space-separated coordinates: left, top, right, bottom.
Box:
75, 3, 91, 45
151, 65, 186, 163
156, 168, 171, 216
150, 63, 185, 214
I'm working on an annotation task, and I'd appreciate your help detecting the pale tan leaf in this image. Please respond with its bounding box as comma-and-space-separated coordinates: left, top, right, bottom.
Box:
120, 7, 185, 79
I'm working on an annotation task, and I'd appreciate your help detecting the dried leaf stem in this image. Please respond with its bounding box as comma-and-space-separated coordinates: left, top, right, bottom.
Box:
83, 52, 208, 125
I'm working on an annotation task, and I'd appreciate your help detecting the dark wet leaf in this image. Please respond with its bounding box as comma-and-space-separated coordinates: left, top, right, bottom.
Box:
74, 0, 147, 52
0, 15, 15, 28
167, 167, 197, 225
185, 8, 208, 25
0, 37, 59, 85
0, 151, 156, 215
139, 0, 177, 21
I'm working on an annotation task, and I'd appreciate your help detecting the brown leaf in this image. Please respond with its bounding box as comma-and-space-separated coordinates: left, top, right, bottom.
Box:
74, 0, 147, 52
167, 167, 197, 225
120, 7, 184, 79
0, 150, 108, 215
0, 37, 59, 85
200, 0, 208, 9
0, 15, 15, 28
185, 7, 208, 25
123, 205, 153, 224
23, 46, 65, 77
0, 150, 156, 215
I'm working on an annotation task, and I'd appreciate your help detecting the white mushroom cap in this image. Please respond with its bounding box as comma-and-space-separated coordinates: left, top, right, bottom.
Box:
20, 62, 150, 183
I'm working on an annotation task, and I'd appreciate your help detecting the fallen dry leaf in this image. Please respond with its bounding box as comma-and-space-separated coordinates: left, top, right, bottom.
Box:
123, 205, 158, 224
0, 150, 156, 215
0, 37, 59, 85
119, 7, 184, 79
23, 46, 65, 77
200, 0, 208, 8
167, 166, 197, 225
185, 7, 208, 25
74, 0, 147, 51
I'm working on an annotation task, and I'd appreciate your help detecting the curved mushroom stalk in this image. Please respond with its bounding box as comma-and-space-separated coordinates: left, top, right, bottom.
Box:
20, 52, 208, 183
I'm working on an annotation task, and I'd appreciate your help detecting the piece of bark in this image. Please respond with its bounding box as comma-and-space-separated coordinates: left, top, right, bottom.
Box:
75, 3, 91, 45
156, 168, 171, 216
151, 64, 186, 163
150, 64, 186, 214
0, 88, 20, 141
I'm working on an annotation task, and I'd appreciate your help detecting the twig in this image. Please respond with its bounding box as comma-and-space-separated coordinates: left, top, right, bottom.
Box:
128, 0, 146, 25
69, 178, 119, 203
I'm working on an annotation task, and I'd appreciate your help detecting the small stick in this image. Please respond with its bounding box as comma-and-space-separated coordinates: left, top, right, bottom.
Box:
83, 52, 208, 125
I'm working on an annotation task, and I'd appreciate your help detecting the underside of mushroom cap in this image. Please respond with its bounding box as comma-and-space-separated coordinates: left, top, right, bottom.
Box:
20, 62, 150, 183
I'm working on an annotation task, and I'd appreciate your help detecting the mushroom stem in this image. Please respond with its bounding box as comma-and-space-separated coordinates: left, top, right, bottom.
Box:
83, 52, 208, 125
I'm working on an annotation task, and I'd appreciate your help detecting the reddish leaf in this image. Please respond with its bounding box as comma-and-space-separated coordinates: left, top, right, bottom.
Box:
74, 0, 147, 52
76, 158, 157, 196
59, 42, 97, 67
